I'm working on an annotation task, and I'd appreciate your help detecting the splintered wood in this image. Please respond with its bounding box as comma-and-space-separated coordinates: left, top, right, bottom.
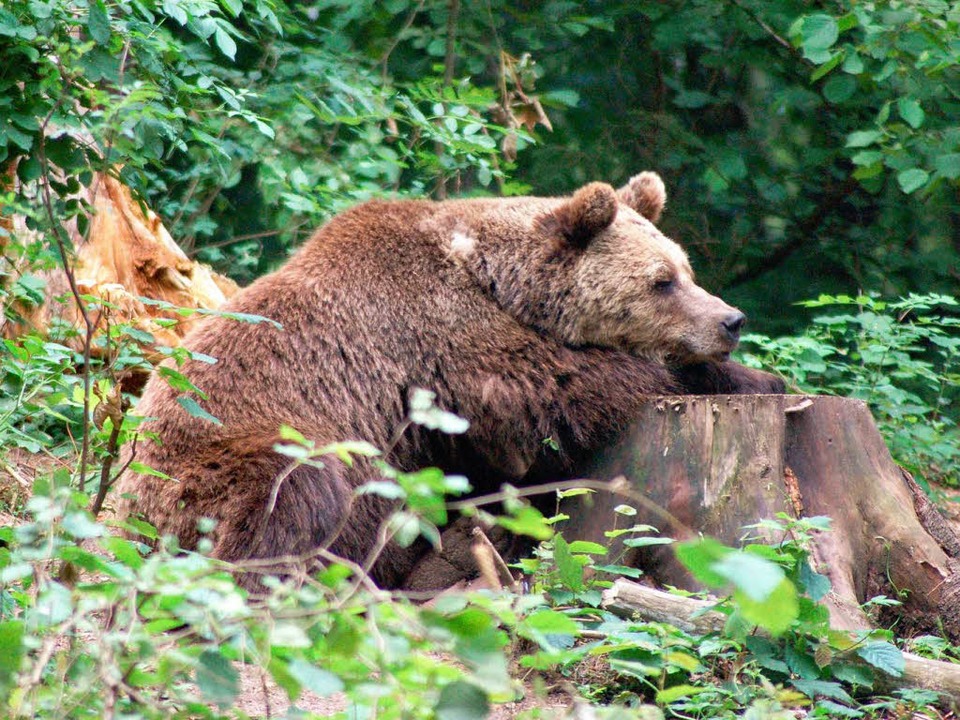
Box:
2, 172, 237, 362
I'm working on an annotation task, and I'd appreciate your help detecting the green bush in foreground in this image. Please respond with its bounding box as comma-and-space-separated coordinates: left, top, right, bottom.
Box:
0, 477, 945, 719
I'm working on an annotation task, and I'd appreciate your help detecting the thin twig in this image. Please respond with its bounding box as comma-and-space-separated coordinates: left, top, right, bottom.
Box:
446, 477, 694, 538
433, 0, 460, 200
259, 669, 273, 719
36, 101, 98, 493
471, 526, 517, 591
89, 414, 123, 517
727, 0, 801, 57
251, 460, 300, 551
379, 0, 426, 81
186, 225, 305, 257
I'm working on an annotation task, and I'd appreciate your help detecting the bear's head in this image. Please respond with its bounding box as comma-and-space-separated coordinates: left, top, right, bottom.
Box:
452, 171, 746, 365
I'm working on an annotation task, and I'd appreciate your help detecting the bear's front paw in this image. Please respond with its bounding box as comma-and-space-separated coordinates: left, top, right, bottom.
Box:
673, 361, 787, 395
733, 366, 787, 394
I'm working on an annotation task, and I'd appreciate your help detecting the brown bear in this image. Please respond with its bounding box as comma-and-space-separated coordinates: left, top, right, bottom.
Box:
115, 172, 784, 589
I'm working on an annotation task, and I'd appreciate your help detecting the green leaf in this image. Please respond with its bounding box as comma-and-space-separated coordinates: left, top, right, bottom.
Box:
127, 461, 173, 480
592, 563, 643, 578
675, 537, 731, 588
35, 583, 73, 626
0, 621, 24, 696
17, 154, 41, 182
831, 661, 874, 687
356, 480, 405, 500
214, 26, 237, 60
87, 0, 110, 44
567, 541, 608, 555
656, 683, 705, 705
836, 13, 858, 32
435, 681, 490, 720
851, 150, 883, 166
195, 650, 239, 709
120, 517, 158, 540
521, 609, 580, 638
100, 536, 144, 569
553, 534, 584, 591
267, 657, 300, 700
409, 388, 470, 434
822, 75, 856, 103
734, 578, 798, 636
176, 396, 222, 425
801, 15, 839, 53
852, 162, 884, 181
897, 98, 924, 129
897, 168, 929, 194
287, 659, 343, 696
810, 51, 844, 82
791, 679, 855, 704
220, 0, 243, 17
270, 622, 311, 647
541, 89, 580, 107
714, 551, 784, 601
623, 536, 673, 548
62, 511, 105, 539
674, 90, 714, 109
158, 367, 207, 397
856, 641, 904, 677
934, 153, 960, 179
496, 505, 553, 540
318, 440, 381, 463
842, 51, 864, 74
798, 562, 831, 601
556, 487, 594, 498
845, 130, 882, 148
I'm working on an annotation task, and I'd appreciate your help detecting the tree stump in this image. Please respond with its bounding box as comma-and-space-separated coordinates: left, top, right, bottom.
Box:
561, 394, 960, 639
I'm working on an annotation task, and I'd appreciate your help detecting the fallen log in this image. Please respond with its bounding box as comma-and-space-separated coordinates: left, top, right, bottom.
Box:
602, 578, 960, 700
561, 394, 960, 640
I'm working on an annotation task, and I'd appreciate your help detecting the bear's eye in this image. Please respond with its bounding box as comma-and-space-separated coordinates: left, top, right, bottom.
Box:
653, 278, 675, 293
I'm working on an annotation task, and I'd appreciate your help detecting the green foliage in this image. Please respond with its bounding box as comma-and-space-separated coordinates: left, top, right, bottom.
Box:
672, 515, 917, 717
4, 1, 960, 717
1, 485, 507, 718
740, 293, 960, 485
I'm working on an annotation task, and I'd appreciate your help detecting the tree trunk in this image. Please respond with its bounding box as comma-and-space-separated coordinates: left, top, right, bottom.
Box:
561, 394, 960, 640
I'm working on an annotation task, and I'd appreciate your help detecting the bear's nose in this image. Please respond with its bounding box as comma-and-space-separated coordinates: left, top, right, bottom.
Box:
721, 311, 746, 340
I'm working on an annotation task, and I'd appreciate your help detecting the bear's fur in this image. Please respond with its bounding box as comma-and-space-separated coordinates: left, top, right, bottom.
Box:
115, 172, 783, 588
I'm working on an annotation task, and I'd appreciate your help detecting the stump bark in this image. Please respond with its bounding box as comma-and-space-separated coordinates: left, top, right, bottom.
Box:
561, 394, 960, 640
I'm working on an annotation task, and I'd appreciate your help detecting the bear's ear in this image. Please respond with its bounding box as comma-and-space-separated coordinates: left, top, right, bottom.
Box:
618, 171, 666, 224
552, 182, 618, 246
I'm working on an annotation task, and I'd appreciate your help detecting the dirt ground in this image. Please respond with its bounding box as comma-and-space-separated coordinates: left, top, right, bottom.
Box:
234, 663, 575, 718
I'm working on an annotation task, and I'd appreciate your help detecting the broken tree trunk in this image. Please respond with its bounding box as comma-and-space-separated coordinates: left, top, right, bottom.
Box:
561, 394, 960, 641
1, 170, 239, 377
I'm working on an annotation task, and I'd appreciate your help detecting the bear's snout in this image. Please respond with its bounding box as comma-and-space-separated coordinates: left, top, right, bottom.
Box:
721, 311, 746, 343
